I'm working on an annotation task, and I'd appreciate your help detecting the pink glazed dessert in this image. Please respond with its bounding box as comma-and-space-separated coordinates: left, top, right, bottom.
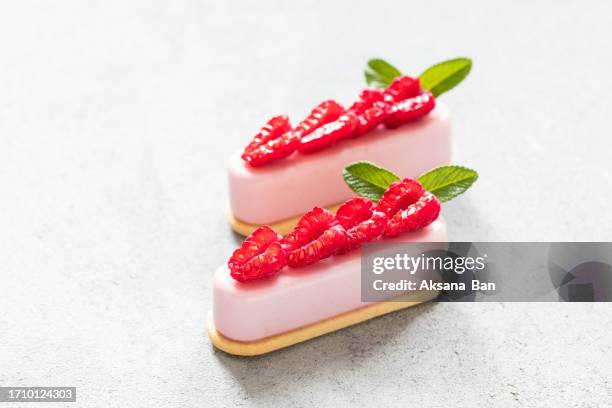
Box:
227, 57, 472, 236
211, 158, 478, 355
213, 219, 447, 342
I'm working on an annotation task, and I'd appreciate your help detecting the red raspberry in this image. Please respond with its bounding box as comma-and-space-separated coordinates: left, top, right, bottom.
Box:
385, 91, 436, 129
281, 207, 347, 267
335, 197, 388, 251
383, 76, 421, 102
383, 192, 441, 237
375, 178, 425, 217
228, 226, 287, 282
241, 115, 298, 167
294, 100, 345, 138
353, 101, 391, 137
348, 89, 385, 115
298, 112, 358, 154
242, 115, 291, 154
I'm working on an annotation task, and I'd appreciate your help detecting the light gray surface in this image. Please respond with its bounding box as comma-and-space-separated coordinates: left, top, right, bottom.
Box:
1, 1, 611, 407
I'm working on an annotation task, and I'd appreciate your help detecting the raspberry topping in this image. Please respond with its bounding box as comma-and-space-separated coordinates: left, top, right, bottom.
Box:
383, 192, 441, 237
281, 207, 347, 267
385, 91, 436, 129
383, 76, 421, 102
335, 197, 388, 251
241, 116, 298, 167
240, 76, 437, 165
298, 112, 358, 154
294, 100, 345, 138
228, 226, 287, 282
375, 178, 425, 217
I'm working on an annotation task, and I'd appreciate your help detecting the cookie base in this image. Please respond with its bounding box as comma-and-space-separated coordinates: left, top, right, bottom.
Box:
207, 290, 438, 356
227, 204, 342, 236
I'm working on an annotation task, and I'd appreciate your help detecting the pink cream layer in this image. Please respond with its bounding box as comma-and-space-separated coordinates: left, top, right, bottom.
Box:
228, 103, 451, 225
212, 218, 447, 342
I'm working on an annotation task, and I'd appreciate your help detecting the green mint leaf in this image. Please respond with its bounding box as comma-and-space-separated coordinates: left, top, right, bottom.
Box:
364, 59, 402, 89
419, 57, 472, 97
343, 161, 400, 202
418, 165, 478, 203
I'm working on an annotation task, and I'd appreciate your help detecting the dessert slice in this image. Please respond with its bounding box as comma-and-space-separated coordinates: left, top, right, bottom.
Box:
228, 57, 472, 236
209, 163, 478, 356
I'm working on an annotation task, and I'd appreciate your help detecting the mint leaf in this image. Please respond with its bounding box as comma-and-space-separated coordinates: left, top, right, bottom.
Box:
364, 59, 402, 89
418, 165, 478, 203
419, 58, 472, 97
343, 161, 400, 202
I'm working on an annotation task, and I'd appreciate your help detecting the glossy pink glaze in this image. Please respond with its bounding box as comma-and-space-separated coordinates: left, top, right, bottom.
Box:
213, 218, 447, 342
228, 103, 451, 225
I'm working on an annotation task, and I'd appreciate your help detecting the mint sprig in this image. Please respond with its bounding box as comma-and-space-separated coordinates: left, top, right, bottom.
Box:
419, 58, 472, 97
363, 57, 472, 96
343, 161, 478, 203
343, 161, 400, 202
364, 59, 402, 89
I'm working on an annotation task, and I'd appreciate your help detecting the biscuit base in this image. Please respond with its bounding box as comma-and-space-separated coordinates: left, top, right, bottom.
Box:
207, 290, 438, 356
227, 204, 342, 236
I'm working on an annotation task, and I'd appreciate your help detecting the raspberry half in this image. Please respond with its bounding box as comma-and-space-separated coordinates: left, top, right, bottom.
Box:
383, 192, 441, 237
281, 207, 347, 267
383, 76, 421, 102
294, 100, 345, 139
353, 101, 391, 137
228, 226, 287, 282
348, 89, 385, 115
335, 197, 388, 251
385, 91, 436, 129
242, 115, 291, 154
375, 178, 425, 217
298, 112, 357, 154
241, 116, 298, 167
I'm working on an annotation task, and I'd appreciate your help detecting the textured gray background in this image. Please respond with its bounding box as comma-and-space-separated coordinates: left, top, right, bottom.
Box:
1, 1, 611, 407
